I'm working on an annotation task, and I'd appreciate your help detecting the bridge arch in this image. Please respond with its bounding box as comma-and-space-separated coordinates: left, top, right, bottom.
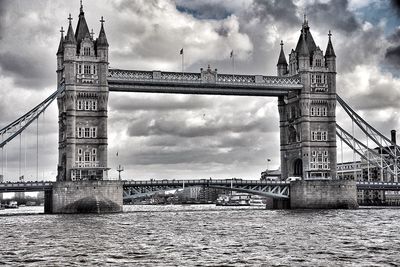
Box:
293, 159, 303, 177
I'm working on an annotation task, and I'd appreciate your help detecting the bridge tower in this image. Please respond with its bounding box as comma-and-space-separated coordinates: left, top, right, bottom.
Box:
277, 17, 337, 180
56, 4, 109, 182
51, 4, 122, 214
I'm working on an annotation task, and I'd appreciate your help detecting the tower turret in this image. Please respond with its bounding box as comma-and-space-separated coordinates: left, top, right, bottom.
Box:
277, 40, 288, 76
96, 16, 109, 61
64, 14, 77, 60
298, 29, 310, 71
325, 30, 336, 72
57, 27, 64, 83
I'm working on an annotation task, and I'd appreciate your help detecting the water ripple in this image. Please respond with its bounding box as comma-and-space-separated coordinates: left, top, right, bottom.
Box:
1, 206, 400, 266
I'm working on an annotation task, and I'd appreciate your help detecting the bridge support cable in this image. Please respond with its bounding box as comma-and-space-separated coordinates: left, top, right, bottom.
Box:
337, 94, 400, 158
0, 87, 64, 149
336, 124, 396, 176
337, 94, 400, 181
36, 117, 39, 181
19, 132, 21, 180
1, 134, 3, 179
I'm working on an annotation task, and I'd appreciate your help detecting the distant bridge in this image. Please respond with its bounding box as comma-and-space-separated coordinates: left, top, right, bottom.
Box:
1, 180, 400, 200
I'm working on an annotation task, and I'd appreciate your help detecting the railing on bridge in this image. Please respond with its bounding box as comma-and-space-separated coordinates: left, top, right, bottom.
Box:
107, 69, 303, 96
0, 181, 54, 192
122, 179, 290, 200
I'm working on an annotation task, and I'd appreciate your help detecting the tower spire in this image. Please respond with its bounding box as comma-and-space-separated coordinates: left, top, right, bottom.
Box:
303, 13, 308, 28
75, 1, 91, 46
57, 26, 65, 55
325, 30, 336, 57
65, 14, 76, 44
277, 40, 288, 66
97, 16, 109, 47
80, 0, 84, 14
298, 28, 309, 57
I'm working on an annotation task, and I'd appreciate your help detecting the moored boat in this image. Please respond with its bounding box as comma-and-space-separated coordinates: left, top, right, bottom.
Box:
4, 201, 18, 209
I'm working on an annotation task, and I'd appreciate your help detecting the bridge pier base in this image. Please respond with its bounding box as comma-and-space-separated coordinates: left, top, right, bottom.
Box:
45, 180, 123, 214
290, 180, 358, 209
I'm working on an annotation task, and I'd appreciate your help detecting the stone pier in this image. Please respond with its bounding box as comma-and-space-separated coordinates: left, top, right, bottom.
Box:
45, 180, 123, 214
290, 180, 358, 209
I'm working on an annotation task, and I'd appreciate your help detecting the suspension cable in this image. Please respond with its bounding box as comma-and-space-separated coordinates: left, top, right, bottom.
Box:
36, 116, 39, 182
24, 128, 27, 181
19, 131, 21, 181
1, 134, 3, 182
42, 111, 45, 180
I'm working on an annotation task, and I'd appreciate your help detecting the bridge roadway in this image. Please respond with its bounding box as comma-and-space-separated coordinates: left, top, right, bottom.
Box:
107, 69, 303, 96
0, 180, 399, 195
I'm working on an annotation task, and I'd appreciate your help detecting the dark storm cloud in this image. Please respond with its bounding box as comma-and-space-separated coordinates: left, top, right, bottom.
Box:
385, 29, 400, 68
0, 0, 9, 40
391, 0, 400, 16
249, 0, 300, 27
0, 52, 53, 89
305, 0, 360, 33
176, 0, 232, 20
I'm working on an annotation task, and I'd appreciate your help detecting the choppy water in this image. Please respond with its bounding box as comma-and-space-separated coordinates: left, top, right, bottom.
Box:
1, 205, 400, 266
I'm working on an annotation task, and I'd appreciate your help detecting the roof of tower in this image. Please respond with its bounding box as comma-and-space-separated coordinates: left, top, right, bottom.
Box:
298, 29, 310, 57
295, 17, 317, 55
96, 16, 109, 47
277, 40, 288, 66
325, 31, 336, 57
65, 14, 76, 45
75, 3, 91, 46
57, 27, 64, 55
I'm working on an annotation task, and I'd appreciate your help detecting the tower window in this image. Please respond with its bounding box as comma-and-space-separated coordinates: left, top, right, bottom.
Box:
84, 128, 90, 138
92, 100, 97, 110
316, 75, 322, 84
77, 100, 83, 110
84, 65, 91, 74
77, 128, 83, 138
78, 64, 82, 74
84, 151, 90, 162
316, 59, 322, 67
91, 128, 97, 138
84, 47, 91, 56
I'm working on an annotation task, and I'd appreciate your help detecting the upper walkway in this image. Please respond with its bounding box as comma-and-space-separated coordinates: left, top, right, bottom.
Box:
107, 69, 303, 96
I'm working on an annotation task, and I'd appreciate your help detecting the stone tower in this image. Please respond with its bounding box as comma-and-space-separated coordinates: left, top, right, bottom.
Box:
56, 4, 109, 181
277, 17, 337, 180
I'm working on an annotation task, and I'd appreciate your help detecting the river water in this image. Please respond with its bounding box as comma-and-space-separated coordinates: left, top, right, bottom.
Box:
0, 205, 399, 266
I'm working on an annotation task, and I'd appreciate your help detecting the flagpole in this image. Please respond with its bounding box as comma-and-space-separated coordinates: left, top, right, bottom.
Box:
231, 50, 235, 80
181, 48, 184, 73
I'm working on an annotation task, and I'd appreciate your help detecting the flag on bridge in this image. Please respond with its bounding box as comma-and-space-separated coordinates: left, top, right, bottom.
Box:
230, 50, 233, 58
180, 48, 184, 73
116, 152, 118, 157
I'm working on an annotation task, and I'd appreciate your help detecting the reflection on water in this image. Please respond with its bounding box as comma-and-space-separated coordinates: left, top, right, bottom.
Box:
1, 205, 400, 266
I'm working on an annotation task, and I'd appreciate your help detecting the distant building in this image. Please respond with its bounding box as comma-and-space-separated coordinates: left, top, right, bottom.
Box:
261, 168, 281, 181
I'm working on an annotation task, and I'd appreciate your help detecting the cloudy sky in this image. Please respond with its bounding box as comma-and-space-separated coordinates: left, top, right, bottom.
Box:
1, 0, 400, 181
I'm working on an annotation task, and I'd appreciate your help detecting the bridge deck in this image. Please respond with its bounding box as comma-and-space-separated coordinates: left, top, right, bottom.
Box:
1, 180, 400, 193
0, 182, 54, 192
107, 69, 303, 96
122, 179, 290, 187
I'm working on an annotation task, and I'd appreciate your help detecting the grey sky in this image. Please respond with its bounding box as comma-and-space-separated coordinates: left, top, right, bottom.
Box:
0, 0, 400, 181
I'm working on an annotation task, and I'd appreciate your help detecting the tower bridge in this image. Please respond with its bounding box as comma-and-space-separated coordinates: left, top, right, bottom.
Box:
1, 4, 399, 213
